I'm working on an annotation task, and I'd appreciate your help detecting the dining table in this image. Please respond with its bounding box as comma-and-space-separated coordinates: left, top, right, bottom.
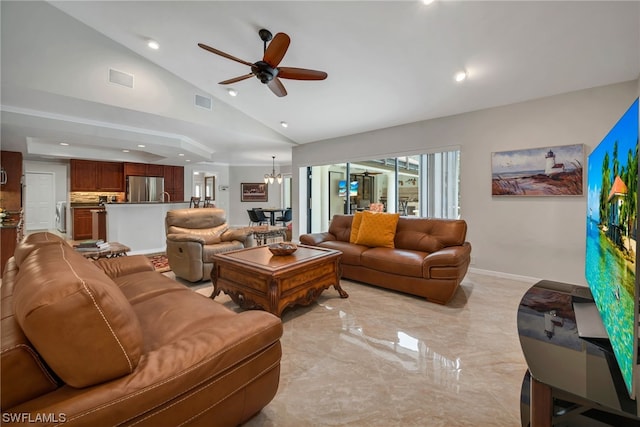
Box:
257, 208, 286, 226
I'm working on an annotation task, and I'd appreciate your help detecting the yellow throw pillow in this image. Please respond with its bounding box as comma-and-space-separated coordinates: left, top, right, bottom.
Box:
349, 211, 364, 243
354, 211, 400, 248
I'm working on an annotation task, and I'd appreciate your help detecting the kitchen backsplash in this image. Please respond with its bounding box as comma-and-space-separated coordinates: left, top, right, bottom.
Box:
70, 192, 125, 203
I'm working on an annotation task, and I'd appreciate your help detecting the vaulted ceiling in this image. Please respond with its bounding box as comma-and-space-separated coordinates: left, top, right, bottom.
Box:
2, 1, 639, 167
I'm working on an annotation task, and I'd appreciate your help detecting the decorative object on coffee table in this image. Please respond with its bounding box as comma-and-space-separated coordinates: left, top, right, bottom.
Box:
268, 242, 297, 256
211, 245, 348, 317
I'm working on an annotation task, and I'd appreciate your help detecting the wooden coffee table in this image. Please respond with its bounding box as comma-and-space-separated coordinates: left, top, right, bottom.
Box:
211, 244, 348, 317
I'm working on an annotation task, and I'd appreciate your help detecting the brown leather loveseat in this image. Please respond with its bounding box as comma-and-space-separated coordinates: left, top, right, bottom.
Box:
300, 214, 471, 304
1, 232, 282, 426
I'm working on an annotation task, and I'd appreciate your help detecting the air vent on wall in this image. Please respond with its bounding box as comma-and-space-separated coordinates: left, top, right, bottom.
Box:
194, 94, 212, 110
108, 68, 134, 88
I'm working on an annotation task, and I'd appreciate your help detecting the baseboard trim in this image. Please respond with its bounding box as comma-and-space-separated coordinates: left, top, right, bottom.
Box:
468, 267, 540, 284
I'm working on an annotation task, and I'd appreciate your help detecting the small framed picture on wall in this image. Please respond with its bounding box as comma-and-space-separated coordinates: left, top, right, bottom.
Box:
241, 182, 268, 202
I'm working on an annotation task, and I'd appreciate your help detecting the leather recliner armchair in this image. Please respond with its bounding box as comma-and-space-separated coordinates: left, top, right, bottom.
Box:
165, 208, 255, 282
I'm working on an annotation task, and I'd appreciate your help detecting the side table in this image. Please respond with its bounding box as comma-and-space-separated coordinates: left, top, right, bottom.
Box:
73, 241, 130, 260
518, 280, 640, 426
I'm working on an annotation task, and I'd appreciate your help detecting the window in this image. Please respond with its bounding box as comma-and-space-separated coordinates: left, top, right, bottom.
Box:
424, 149, 460, 219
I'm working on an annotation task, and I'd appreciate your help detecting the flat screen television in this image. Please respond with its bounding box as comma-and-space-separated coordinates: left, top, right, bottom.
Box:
338, 180, 358, 197
584, 97, 639, 398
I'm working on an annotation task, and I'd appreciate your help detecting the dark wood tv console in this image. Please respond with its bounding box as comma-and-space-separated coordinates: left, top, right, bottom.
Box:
518, 280, 640, 426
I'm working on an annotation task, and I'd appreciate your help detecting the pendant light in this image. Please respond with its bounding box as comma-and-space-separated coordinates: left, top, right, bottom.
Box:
264, 155, 282, 184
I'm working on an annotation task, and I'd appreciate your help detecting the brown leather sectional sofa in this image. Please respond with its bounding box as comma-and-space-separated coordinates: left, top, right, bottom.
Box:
300, 215, 471, 304
1, 232, 282, 426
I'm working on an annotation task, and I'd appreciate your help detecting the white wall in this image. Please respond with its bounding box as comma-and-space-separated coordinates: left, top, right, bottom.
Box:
227, 165, 283, 227
183, 163, 230, 212
292, 80, 639, 285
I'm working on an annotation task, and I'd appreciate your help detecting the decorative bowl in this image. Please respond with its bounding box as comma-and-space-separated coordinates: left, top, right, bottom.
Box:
268, 242, 297, 256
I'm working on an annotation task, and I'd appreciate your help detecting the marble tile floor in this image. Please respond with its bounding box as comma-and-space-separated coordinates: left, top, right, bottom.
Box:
167, 272, 536, 426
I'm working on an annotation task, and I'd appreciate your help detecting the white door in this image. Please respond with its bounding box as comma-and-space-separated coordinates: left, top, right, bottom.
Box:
25, 172, 54, 231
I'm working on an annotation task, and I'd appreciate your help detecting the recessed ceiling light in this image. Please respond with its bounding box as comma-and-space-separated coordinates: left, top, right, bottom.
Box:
193, 171, 199, 175
454, 71, 467, 82
137, 144, 146, 148
147, 40, 159, 50
227, 88, 238, 97
59, 142, 69, 146
179, 153, 185, 157
280, 121, 289, 128
185, 159, 191, 162
122, 149, 130, 153
422, 0, 435, 5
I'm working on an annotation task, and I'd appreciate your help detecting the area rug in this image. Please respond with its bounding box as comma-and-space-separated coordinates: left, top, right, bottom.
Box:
147, 253, 171, 273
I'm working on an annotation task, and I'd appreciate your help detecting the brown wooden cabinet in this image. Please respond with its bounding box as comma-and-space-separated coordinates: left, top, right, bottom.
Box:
70, 159, 98, 191
71, 160, 124, 192
72, 207, 94, 240
1, 227, 17, 275
97, 162, 124, 191
0, 150, 23, 211
163, 165, 184, 202
124, 162, 164, 177
124, 162, 147, 177
146, 164, 164, 177
91, 210, 107, 241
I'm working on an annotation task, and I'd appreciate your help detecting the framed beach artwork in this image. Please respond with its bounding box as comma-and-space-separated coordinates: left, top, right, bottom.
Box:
491, 144, 584, 196
241, 182, 268, 202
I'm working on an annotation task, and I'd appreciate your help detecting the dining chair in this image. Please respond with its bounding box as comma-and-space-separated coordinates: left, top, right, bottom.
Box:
189, 197, 201, 208
247, 209, 268, 226
254, 208, 269, 225
203, 196, 214, 208
275, 208, 292, 226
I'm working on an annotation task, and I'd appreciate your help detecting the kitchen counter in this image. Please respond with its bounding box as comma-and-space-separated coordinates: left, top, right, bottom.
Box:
104, 201, 190, 254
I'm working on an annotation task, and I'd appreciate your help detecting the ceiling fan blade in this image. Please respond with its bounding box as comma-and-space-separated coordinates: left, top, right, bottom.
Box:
267, 77, 287, 97
219, 74, 254, 85
278, 67, 328, 80
263, 32, 290, 67
198, 43, 253, 67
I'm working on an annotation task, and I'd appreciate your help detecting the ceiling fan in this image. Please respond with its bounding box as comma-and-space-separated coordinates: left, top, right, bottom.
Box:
352, 170, 383, 177
198, 29, 327, 97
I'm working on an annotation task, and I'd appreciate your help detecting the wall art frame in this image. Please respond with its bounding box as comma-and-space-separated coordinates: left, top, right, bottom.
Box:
491, 144, 584, 196
241, 182, 268, 202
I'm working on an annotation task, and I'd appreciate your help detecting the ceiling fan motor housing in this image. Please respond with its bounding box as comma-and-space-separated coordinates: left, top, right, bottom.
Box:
252, 61, 278, 83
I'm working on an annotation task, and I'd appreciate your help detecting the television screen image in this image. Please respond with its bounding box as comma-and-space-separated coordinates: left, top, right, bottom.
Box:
349, 181, 358, 197
338, 180, 347, 197
585, 98, 639, 398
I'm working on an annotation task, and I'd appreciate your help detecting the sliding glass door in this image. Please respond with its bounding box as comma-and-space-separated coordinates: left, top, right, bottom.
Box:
304, 148, 460, 233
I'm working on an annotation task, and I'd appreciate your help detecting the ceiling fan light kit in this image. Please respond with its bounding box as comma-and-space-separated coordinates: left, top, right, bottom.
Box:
198, 28, 327, 97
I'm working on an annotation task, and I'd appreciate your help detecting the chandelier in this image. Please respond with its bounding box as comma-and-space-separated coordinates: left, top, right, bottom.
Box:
264, 155, 282, 184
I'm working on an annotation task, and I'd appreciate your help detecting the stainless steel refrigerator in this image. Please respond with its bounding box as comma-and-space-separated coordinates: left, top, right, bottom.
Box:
127, 176, 165, 202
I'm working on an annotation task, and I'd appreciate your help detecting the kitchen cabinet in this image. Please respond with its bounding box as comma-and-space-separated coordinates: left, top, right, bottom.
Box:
70, 159, 98, 191
124, 162, 164, 177
146, 164, 164, 177
97, 162, 124, 191
91, 210, 107, 241
0, 150, 23, 210
124, 162, 147, 177
71, 160, 124, 192
1, 226, 17, 275
72, 207, 94, 240
163, 165, 184, 202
